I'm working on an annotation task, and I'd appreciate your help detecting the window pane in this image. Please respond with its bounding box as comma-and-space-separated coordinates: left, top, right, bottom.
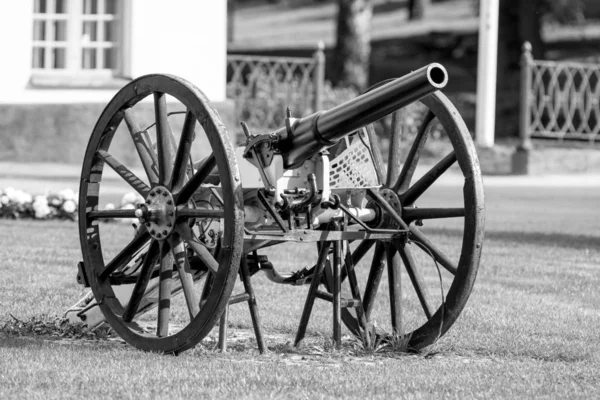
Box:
82, 21, 98, 42
53, 48, 66, 68
103, 48, 116, 69
104, 21, 115, 42
55, 0, 66, 13
33, 20, 46, 41
34, 0, 47, 14
105, 0, 117, 15
82, 48, 97, 69
32, 47, 45, 68
54, 21, 67, 41
83, 0, 98, 14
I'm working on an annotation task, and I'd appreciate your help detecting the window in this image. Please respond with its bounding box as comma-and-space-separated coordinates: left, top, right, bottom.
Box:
32, 0, 124, 86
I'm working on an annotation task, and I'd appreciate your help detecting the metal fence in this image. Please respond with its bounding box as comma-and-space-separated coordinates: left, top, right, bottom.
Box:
520, 42, 600, 144
226, 44, 325, 131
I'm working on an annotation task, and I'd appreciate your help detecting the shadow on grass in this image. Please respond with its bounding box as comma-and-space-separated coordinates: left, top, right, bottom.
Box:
0, 336, 45, 349
0, 334, 128, 352
453, 346, 593, 363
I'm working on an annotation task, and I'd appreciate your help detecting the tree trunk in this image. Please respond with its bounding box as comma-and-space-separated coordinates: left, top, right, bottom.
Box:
408, 0, 430, 20
332, 0, 373, 91
495, 0, 544, 138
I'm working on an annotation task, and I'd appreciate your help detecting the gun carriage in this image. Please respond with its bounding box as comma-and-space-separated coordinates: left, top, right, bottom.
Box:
72, 63, 484, 354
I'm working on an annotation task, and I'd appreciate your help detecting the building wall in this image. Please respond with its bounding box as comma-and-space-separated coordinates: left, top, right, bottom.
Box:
0, 0, 233, 163
0, 101, 236, 164
127, 0, 227, 102
0, 0, 226, 104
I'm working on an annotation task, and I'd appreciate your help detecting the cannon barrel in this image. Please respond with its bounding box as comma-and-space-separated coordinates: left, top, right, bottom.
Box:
277, 63, 448, 168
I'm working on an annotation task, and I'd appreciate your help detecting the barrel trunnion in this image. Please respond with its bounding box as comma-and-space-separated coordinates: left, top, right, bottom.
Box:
67, 64, 484, 354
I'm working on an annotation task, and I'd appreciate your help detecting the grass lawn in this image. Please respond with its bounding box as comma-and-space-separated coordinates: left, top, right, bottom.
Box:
1, 183, 599, 398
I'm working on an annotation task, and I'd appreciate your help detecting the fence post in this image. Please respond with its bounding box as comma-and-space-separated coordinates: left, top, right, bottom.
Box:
313, 41, 325, 112
512, 41, 534, 174
519, 41, 533, 151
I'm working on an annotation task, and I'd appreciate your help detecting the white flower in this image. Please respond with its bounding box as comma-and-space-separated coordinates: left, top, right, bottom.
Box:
5, 188, 32, 205
62, 199, 77, 214
105, 203, 116, 211
121, 192, 143, 207
18, 191, 32, 204
33, 195, 47, 204
59, 188, 77, 202
4, 187, 16, 202
32, 195, 51, 219
0, 195, 7, 205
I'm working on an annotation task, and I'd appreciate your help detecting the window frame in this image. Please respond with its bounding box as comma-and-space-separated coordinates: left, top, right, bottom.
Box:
31, 0, 129, 88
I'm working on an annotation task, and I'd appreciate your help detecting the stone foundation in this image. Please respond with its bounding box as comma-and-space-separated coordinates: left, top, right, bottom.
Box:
0, 100, 237, 165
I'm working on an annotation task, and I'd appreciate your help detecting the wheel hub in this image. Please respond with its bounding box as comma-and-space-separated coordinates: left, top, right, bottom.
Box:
377, 187, 403, 229
135, 186, 177, 240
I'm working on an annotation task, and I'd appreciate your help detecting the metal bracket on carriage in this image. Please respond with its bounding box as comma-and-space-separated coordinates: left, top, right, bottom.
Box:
278, 173, 318, 212
241, 123, 279, 168
246, 253, 314, 286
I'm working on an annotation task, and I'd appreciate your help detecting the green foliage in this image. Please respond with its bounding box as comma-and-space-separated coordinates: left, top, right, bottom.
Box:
227, 71, 358, 131
473, 0, 586, 24
543, 0, 586, 24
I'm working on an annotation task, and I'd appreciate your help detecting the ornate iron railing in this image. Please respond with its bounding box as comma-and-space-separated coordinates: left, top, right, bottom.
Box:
520, 42, 600, 144
226, 44, 325, 131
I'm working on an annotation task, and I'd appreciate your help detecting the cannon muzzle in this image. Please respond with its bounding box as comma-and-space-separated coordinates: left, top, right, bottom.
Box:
277, 63, 448, 168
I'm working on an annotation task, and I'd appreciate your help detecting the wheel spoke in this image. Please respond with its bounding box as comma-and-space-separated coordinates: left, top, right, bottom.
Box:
386, 244, 403, 334
386, 110, 403, 186
394, 240, 435, 319
87, 209, 137, 220
171, 236, 200, 319
363, 241, 386, 319
343, 242, 369, 345
123, 107, 159, 186
402, 207, 465, 222
200, 272, 214, 309
123, 240, 160, 322
170, 110, 196, 192
154, 92, 176, 185
393, 110, 435, 192
409, 226, 457, 275
177, 224, 219, 273
177, 207, 224, 219
175, 154, 216, 204
351, 239, 375, 266
96, 150, 150, 197
400, 151, 457, 206
98, 231, 151, 279
157, 241, 174, 337
364, 125, 386, 184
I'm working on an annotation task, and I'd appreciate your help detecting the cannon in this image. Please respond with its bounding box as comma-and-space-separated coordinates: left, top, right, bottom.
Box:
69, 63, 484, 354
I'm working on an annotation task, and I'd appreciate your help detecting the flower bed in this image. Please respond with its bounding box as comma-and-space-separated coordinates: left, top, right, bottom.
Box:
0, 188, 78, 220
0, 188, 143, 222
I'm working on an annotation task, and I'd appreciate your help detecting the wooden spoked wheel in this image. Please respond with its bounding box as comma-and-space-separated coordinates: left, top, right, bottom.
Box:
340, 91, 484, 350
79, 74, 243, 354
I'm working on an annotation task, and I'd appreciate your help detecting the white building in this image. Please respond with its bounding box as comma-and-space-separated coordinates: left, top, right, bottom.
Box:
0, 0, 233, 163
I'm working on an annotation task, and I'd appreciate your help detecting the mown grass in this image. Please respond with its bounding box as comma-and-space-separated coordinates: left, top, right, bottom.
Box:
1, 184, 600, 399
